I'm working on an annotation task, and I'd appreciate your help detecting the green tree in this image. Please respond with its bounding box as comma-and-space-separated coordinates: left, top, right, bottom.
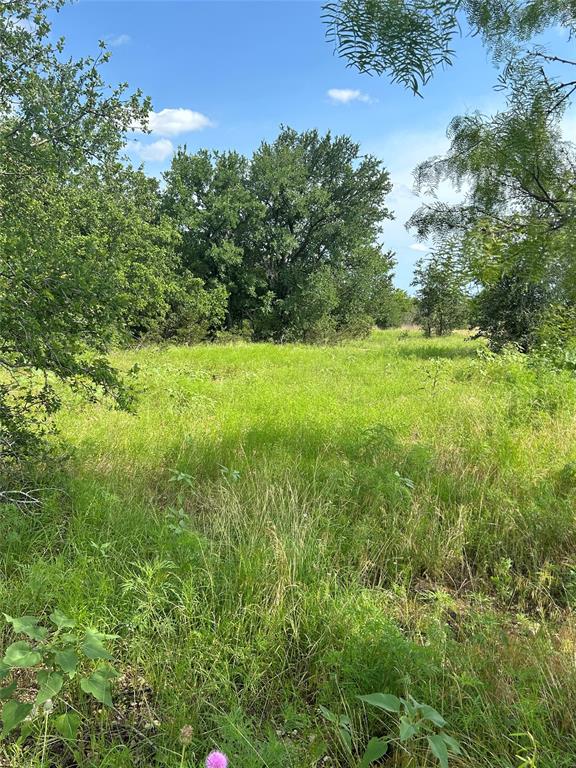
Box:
0, 0, 148, 466
412, 247, 469, 336
375, 288, 415, 329
471, 271, 551, 352
161, 148, 258, 337
323, 1, 576, 353
244, 127, 394, 340
162, 127, 394, 342
407, 83, 576, 349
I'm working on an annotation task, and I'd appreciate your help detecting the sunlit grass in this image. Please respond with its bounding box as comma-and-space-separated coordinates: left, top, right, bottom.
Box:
1, 330, 576, 767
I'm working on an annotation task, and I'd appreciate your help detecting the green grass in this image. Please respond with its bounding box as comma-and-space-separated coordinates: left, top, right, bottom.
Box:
2, 330, 576, 767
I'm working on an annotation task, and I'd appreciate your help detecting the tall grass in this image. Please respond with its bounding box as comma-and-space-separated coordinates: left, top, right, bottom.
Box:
1, 330, 575, 766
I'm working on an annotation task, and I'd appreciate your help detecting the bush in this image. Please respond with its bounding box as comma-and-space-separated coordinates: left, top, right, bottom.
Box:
471, 273, 550, 351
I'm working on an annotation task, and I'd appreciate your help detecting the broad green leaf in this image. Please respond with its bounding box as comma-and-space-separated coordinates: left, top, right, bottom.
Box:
54, 712, 81, 741
3, 641, 42, 669
417, 703, 446, 727
360, 737, 388, 768
49, 610, 76, 630
401, 696, 416, 717
3, 615, 47, 641
81, 630, 113, 661
0, 683, 17, 701
358, 693, 401, 713
80, 665, 118, 707
338, 725, 353, 754
54, 647, 79, 677
399, 716, 418, 742
428, 734, 449, 768
0, 665, 9, 682
319, 705, 339, 724
440, 732, 462, 755
17, 719, 33, 745
338, 714, 351, 728
36, 672, 63, 704
0, 700, 33, 738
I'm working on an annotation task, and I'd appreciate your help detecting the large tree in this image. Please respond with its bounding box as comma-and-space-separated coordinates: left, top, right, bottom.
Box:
407, 67, 576, 348
162, 127, 395, 342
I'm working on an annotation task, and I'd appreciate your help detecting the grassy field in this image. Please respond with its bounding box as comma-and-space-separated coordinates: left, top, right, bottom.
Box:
2, 330, 576, 767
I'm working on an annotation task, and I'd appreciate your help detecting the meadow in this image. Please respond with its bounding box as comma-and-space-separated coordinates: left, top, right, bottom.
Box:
1, 329, 576, 767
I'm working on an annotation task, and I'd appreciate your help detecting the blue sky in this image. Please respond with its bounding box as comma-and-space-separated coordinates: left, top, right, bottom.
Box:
52, 1, 542, 289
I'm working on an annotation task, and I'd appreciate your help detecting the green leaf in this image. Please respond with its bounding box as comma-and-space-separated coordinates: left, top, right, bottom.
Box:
357, 693, 401, 713
428, 734, 449, 768
54, 712, 81, 741
80, 665, 118, 707
440, 732, 462, 755
417, 703, 446, 727
399, 715, 418, 742
0, 683, 17, 701
360, 737, 388, 767
0, 700, 33, 738
338, 713, 351, 728
319, 705, 339, 724
3, 615, 47, 641
49, 610, 75, 630
401, 696, 416, 717
3, 641, 42, 669
54, 647, 79, 677
36, 672, 63, 705
17, 719, 33, 745
338, 725, 353, 754
0, 665, 9, 682
81, 630, 113, 661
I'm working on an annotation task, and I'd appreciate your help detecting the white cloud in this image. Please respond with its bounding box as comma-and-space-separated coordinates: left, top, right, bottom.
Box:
327, 88, 371, 104
409, 243, 429, 252
108, 33, 131, 47
133, 108, 213, 136
127, 138, 174, 162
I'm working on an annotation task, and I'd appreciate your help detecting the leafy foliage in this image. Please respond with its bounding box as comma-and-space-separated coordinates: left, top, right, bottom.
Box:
323, 0, 576, 96
320, 691, 462, 767
374, 287, 415, 328
324, 1, 576, 354
0, 0, 149, 467
0, 612, 117, 739
323, 0, 460, 94
412, 245, 469, 336
162, 127, 395, 342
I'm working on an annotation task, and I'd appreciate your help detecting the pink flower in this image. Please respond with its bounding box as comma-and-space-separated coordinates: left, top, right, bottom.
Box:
205, 750, 228, 768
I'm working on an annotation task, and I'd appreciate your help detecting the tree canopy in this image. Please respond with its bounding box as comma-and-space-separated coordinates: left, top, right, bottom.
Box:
323, 0, 576, 96
0, 0, 157, 464
322, 0, 576, 350
162, 127, 395, 342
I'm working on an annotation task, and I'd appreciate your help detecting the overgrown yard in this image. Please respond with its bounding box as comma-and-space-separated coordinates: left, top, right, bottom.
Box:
2, 330, 576, 767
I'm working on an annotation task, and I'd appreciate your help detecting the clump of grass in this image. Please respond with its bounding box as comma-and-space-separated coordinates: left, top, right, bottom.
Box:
1, 330, 576, 766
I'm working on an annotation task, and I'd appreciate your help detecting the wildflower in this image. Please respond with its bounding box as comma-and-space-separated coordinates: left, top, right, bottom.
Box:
206, 750, 228, 768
